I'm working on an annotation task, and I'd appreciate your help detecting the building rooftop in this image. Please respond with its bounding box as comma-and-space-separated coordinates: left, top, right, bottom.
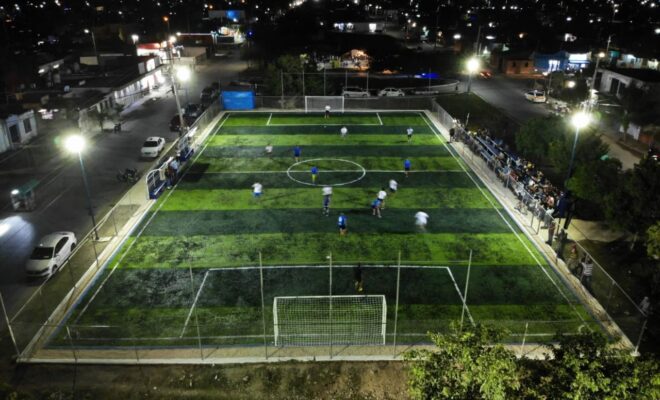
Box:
603, 68, 660, 83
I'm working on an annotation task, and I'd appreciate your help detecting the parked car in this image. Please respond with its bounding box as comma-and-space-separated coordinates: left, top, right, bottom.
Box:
141, 136, 166, 158
169, 115, 195, 132
25, 232, 77, 278
184, 103, 203, 118
524, 90, 547, 103
200, 87, 217, 104
342, 87, 371, 98
479, 70, 492, 79
378, 87, 405, 97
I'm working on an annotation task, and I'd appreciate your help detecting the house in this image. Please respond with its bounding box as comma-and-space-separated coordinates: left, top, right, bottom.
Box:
615, 53, 659, 70
596, 67, 660, 98
490, 50, 535, 75
533, 50, 592, 73
0, 107, 38, 154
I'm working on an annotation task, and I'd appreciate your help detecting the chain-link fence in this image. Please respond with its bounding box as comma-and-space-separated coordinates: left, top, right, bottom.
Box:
2, 98, 225, 362
13, 247, 595, 363
431, 100, 648, 352
254, 95, 435, 110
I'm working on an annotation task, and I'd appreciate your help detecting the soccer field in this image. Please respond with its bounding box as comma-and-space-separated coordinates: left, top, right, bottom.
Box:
56, 111, 597, 349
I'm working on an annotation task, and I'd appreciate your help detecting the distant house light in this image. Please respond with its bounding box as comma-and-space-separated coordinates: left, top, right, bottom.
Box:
453, 33, 461, 39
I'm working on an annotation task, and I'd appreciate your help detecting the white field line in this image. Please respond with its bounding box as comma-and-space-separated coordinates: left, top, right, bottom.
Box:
266, 113, 272, 126
73, 115, 231, 324
446, 268, 475, 326
179, 265, 468, 339
266, 123, 384, 126
197, 169, 465, 174
376, 112, 383, 126
420, 111, 588, 326
180, 270, 211, 338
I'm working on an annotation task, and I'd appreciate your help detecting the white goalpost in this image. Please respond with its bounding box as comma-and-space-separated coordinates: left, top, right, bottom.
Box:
273, 295, 386, 347
304, 96, 345, 114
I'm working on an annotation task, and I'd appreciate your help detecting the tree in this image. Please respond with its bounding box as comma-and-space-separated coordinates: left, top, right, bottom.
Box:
647, 222, 660, 260
603, 156, 660, 247
620, 85, 660, 126
87, 108, 109, 131
515, 115, 566, 161
405, 323, 522, 400
567, 158, 622, 212
527, 332, 660, 399
262, 54, 324, 96
548, 128, 609, 179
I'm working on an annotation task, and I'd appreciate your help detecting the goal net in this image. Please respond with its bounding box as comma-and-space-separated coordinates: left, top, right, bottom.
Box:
304, 96, 345, 114
273, 295, 386, 347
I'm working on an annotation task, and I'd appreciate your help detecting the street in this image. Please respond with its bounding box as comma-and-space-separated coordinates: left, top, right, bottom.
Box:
0, 50, 247, 317
469, 74, 549, 123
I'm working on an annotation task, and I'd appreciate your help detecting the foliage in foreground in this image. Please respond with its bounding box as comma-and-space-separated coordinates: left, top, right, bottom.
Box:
406, 324, 660, 400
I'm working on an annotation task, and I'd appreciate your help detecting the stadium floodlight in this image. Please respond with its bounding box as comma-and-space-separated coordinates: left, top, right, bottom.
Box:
466, 57, 480, 93
273, 295, 386, 346
305, 96, 345, 114
64, 134, 99, 240
566, 111, 591, 186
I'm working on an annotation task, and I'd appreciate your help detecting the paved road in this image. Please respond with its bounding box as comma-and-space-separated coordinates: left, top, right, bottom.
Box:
0, 51, 246, 317
469, 74, 549, 123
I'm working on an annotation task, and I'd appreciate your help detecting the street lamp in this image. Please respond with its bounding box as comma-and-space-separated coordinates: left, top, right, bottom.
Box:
466, 57, 480, 93
163, 16, 171, 35
170, 49, 190, 136
589, 51, 606, 103
567, 111, 591, 184
84, 29, 98, 65
131, 34, 139, 44
64, 135, 99, 240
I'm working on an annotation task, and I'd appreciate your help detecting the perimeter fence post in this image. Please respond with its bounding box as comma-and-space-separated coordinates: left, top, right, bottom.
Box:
280, 71, 284, 108
65, 325, 78, 363
366, 72, 369, 93
91, 237, 99, 269
392, 251, 401, 357
111, 206, 118, 236
519, 322, 529, 357
460, 250, 473, 330
0, 291, 20, 358
323, 69, 327, 96
634, 319, 648, 356
344, 70, 348, 88
328, 252, 333, 359
259, 252, 268, 360
605, 278, 615, 310
187, 255, 203, 360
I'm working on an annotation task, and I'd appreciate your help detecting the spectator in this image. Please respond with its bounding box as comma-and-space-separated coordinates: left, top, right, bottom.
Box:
581, 257, 594, 293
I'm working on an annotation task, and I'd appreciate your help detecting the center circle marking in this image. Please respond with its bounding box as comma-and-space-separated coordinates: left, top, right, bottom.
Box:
286, 158, 366, 187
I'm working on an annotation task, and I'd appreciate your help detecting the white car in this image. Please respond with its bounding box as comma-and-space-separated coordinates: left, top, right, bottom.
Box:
141, 136, 166, 158
342, 87, 371, 98
26, 232, 77, 278
378, 87, 405, 97
524, 90, 547, 103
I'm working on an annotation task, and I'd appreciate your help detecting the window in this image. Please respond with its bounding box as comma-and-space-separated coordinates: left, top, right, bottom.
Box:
54, 237, 69, 254
23, 119, 32, 133
512, 61, 517, 67
524, 62, 529, 67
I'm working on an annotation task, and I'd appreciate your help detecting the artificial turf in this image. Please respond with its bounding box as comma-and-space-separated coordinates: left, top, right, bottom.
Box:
55, 111, 598, 349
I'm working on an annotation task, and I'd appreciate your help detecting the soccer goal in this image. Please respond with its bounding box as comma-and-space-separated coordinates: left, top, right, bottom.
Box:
304, 96, 345, 114
273, 295, 386, 347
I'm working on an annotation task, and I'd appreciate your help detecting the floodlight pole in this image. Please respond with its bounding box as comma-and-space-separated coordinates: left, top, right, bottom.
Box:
259, 252, 267, 359
0, 292, 20, 358
392, 251, 401, 357
566, 124, 581, 185
328, 252, 333, 359
460, 250, 472, 329
77, 151, 99, 240
169, 46, 186, 137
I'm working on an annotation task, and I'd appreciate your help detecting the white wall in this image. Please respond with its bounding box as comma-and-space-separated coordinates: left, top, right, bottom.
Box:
0, 110, 38, 153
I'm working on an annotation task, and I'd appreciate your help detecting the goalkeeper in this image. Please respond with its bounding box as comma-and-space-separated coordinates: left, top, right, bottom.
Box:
353, 263, 364, 292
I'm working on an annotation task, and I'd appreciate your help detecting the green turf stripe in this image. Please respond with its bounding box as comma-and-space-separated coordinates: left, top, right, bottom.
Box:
179, 171, 480, 189
138, 208, 515, 236
217, 125, 433, 135
202, 145, 451, 158
208, 134, 442, 147
161, 188, 496, 211
191, 156, 461, 173
116, 233, 539, 269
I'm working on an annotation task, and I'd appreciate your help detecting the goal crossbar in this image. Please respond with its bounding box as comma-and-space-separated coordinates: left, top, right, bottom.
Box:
273, 295, 386, 347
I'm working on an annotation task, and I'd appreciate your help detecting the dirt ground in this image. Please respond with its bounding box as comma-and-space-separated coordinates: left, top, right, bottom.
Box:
2, 361, 410, 400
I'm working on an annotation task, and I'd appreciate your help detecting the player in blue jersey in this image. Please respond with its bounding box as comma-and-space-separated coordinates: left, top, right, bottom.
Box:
404, 159, 411, 177
338, 213, 347, 235
293, 146, 301, 162
311, 165, 319, 184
